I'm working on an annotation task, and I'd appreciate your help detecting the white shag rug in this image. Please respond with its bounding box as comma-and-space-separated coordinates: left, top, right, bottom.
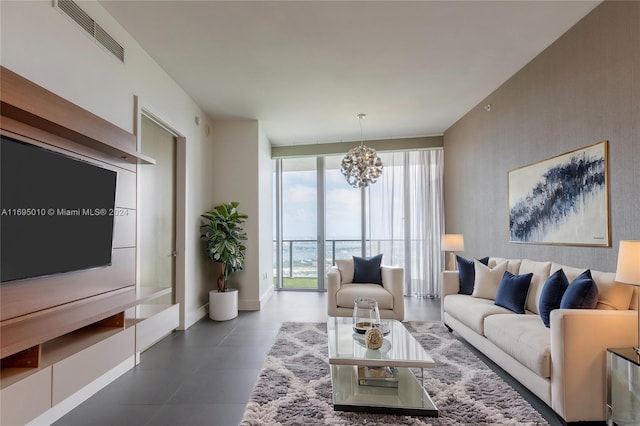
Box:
240, 322, 549, 426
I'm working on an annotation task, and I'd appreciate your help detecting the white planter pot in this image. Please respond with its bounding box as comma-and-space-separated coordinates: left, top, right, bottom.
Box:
208, 288, 238, 321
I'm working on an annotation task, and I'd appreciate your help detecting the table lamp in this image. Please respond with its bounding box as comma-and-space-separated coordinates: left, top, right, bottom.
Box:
441, 234, 464, 271
615, 240, 640, 355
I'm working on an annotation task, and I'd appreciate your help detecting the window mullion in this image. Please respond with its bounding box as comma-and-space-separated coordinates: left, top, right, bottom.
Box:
317, 156, 325, 291
275, 159, 283, 290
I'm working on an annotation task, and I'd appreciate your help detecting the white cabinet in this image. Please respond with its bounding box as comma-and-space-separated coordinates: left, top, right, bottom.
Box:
0, 288, 179, 425
0, 367, 51, 426
52, 327, 135, 405
136, 304, 180, 352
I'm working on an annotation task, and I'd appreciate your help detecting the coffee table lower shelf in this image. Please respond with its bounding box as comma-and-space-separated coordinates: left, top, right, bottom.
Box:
330, 365, 438, 417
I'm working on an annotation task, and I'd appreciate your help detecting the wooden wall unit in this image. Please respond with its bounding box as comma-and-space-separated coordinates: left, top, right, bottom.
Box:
0, 65, 144, 359
0, 66, 179, 424
0, 67, 154, 164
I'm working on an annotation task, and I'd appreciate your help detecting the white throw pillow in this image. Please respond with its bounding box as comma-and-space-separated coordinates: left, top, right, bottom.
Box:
335, 259, 354, 284
472, 260, 508, 300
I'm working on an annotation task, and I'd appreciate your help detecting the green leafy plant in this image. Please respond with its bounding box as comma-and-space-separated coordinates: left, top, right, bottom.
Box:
200, 201, 248, 292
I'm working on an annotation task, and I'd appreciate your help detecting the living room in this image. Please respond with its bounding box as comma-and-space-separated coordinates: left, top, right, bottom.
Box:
1, 0, 638, 425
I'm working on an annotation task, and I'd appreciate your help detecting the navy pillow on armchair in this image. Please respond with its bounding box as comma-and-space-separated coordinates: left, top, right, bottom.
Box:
352, 254, 383, 285
457, 256, 489, 295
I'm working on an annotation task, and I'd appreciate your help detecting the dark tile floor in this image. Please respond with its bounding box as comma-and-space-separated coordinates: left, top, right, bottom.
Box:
55, 292, 564, 426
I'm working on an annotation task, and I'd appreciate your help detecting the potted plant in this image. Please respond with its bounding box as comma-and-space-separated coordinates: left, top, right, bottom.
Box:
200, 202, 247, 320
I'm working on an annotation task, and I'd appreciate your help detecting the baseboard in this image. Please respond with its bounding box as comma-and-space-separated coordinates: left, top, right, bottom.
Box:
182, 304, 208, 330
26, 356, 135, 426
238, 298, 260, 311
259, 285, 275, 309
186, 285, 275, 319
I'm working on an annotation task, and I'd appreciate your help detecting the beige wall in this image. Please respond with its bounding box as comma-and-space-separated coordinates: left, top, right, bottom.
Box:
1, 0, 216, 329
258, 125, 275, 299
443, 1, 640, 272
210, 121, 274, 310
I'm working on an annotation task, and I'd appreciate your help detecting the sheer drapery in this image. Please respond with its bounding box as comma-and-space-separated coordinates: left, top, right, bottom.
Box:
365, 149, 444, 297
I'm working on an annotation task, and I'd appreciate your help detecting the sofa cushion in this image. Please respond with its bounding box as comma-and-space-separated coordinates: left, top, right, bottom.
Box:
591, 271, 634, 310
560, 269, 599, 309
444, 294, 512, 335
552, 263, 635, 310
495, 271, 533, 314
538, 269, 569, 327
489, 257, 522, 275
518, 259, 552, 314
484, 314, 551, 378
336, 283, 393, 310
457, 256, 489, 295
472, 260, 508, 300
353, 254, 383, 285
336, 259, 354, 284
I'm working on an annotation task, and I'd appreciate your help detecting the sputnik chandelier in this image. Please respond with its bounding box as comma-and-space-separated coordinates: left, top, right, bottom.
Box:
340, 114, 383, 188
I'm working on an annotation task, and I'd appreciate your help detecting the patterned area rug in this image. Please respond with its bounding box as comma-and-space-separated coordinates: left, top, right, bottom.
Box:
241, 322, 548, 426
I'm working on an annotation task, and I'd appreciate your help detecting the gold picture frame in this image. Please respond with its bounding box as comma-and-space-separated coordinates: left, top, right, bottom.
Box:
508, 140, 609, 246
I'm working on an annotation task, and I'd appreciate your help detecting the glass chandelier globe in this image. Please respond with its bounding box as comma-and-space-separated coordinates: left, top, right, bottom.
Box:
340, 114, 383, 188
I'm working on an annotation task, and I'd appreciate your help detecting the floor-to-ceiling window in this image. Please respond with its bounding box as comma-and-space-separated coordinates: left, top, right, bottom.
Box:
278, 157, 319, 290
365, 150, 444, 297
324, 155, 363, 278
274, 149, 444, 297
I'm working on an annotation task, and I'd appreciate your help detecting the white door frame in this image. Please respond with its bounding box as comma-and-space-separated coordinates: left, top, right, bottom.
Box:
134, 95, 187, 330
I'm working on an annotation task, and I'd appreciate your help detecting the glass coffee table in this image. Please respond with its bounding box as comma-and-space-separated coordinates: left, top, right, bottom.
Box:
327, 316, 438, 417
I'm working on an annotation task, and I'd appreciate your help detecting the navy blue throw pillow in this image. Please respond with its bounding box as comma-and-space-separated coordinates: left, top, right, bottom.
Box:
495, 271, 533, 314
457, 256, 489, 295
560, 269, 599, 309
538, 269, 570, 327
353, 254, 383, 285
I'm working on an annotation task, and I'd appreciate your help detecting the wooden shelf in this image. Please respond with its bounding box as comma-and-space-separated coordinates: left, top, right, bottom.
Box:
0, 66, 154, 165
0, 287, 171, 359
1, 287, 172, 387
0, 326, 124, 390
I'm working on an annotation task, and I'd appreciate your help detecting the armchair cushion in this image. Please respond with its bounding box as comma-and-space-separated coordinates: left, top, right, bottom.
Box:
352, 254, 383, 285
336, 283, 394, 310
335, 259, 354, 284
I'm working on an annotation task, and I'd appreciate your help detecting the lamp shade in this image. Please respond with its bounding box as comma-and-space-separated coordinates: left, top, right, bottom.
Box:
615, 240, 640, 286
441, 234, 464, 252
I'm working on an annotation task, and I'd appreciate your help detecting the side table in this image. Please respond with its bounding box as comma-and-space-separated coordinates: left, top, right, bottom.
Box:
607, 348, 640, 426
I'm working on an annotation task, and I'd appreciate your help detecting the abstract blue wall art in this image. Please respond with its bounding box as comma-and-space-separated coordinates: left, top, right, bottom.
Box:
508, 141, 609, 246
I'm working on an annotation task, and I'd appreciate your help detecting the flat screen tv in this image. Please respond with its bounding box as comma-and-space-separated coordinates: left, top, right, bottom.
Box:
1, 135, 117, 283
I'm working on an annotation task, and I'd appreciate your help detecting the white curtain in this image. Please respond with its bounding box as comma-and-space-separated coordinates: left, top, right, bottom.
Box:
365, 149, 444, 297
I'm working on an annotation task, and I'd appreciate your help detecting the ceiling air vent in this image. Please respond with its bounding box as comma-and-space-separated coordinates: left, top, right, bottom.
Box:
55, 0, 125, 62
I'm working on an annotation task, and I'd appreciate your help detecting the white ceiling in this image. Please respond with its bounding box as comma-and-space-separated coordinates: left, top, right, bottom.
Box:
100, 0, 600, 146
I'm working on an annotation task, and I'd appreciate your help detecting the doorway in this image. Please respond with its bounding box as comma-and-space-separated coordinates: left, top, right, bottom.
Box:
139, 115, 177, 303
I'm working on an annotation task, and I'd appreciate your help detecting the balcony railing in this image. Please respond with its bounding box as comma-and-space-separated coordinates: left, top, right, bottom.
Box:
274, 238, 406, 278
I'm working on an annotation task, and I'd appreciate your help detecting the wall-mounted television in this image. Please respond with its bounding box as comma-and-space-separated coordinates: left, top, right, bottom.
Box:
1, 135, 117, 283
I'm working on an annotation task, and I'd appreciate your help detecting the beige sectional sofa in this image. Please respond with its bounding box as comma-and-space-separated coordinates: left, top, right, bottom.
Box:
441, 257, 638, 423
